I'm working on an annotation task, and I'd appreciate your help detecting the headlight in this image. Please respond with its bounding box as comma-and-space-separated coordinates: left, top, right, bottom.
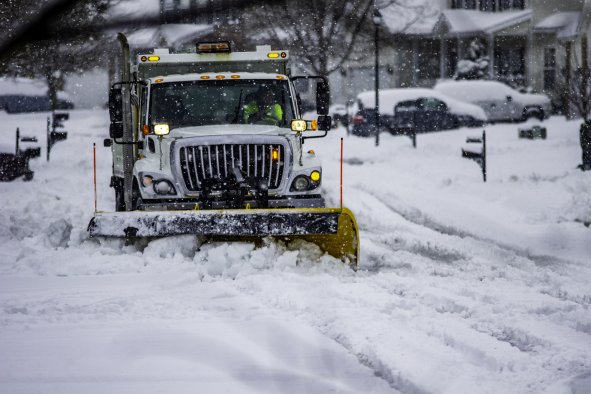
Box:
292, 176, 310, 191
141, 175, 153, 187
154, 180, 175, 195
154, 123, 170, 136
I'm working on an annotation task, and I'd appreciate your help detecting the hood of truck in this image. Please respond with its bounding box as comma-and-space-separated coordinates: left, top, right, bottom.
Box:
170, 124, 292, 138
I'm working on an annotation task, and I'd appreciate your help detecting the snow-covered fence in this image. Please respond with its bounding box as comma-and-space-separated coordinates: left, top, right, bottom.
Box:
461, 130, 487, 182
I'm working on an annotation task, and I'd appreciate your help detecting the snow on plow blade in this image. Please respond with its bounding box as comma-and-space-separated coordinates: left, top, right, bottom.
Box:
88, 208, 359, 268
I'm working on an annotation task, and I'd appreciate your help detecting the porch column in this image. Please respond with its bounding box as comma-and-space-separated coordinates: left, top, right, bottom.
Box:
488, 34, 495, 79
440, 37, 447, 79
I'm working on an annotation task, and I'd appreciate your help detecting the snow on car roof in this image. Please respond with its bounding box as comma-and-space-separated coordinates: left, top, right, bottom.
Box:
434, 80, 551, 107
0, 77, 70, 99
356, 88, 487, 120
434, 80, 513, 102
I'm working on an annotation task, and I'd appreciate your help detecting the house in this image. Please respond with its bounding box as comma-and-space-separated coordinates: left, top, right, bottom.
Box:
333, 0, 591, 110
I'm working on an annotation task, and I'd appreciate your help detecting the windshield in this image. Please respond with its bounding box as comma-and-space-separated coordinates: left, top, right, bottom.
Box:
149, 79, 295, 129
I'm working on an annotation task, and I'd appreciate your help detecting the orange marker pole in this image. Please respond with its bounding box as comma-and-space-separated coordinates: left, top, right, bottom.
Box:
93, 143, 97, 213
340, 137, 343, 209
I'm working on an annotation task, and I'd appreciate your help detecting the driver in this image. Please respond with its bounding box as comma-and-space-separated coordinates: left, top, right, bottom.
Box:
243, 88, 283, 125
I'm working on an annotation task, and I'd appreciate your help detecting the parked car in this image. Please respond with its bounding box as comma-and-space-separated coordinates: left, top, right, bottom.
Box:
351, 88, 487, 137
0, 77, 74, 113
434, 80, 551, 123
329, 103, 349, 127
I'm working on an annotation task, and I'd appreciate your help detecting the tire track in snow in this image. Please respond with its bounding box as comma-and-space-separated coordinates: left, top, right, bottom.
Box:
256, 187, 591, 393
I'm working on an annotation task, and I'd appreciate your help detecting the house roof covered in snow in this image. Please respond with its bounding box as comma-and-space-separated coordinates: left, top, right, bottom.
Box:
127, 24, 214, 49
385, 6, 533, 37
380, 1, 444, 35
534, 12, 581, 39
438, 9, 532, 35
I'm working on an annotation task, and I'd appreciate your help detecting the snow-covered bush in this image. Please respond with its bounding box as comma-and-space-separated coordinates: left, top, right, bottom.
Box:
455, 39, 490, 80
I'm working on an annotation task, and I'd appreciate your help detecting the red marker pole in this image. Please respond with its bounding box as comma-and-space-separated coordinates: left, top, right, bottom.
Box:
93, 143, 97, 213
340, 137, 343, 209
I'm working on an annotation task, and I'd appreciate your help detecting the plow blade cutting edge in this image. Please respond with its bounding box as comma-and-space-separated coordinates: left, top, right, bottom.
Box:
88, 208, 359, 269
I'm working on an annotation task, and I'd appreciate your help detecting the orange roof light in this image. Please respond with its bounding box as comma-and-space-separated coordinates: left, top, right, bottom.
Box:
200, 75, 210, 80
267, 52, 280, 58
148, 56, 160, 62
197, 41, 231, 53
230, 74, 240, 79
215, 75, 226, 79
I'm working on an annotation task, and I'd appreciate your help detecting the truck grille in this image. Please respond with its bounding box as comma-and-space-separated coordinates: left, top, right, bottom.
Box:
179, 144, 286, 191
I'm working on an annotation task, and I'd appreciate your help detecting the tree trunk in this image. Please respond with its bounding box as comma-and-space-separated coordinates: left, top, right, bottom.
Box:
581, 35, 589, 121
44, 71, 64, 113
564, 42, 572, 118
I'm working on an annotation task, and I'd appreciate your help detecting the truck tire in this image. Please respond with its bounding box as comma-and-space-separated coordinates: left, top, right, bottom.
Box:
23, 170, 34, 181
131, 181, 143, 211
114, 183, 126, 212
523, 107, 544, 122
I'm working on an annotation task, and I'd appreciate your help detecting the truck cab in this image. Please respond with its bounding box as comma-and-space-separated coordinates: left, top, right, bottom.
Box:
108, 42, 331, 212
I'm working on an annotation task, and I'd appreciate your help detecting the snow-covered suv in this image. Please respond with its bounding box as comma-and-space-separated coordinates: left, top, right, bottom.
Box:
434, 80, 551, 123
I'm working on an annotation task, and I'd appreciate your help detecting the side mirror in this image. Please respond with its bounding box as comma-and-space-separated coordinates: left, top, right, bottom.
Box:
110, 122, 124, 139
109, 87, 123, 123
103, 138, 113, 147
506, 95, 513, 103
316, 80, 329, 116
317, 115, 332, 131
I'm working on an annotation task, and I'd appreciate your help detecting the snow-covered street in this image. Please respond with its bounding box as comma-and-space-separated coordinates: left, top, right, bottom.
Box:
0, 109, 590, 393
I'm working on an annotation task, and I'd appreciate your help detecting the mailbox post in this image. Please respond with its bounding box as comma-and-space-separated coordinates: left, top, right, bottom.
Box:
47, 112, 69, 161
462, 130, 487, 182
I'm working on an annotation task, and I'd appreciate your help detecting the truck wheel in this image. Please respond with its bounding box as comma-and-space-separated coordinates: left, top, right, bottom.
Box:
131, 182, 143, 211
23, 170, 34, 181
114, 185, 125, 212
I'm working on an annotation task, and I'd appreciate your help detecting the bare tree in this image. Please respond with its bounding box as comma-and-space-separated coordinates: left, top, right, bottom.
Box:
243, 0, 427, 77
0, 0, 117, 110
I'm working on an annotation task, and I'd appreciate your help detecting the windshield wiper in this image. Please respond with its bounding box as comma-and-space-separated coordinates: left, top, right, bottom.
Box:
232, 89, 243, 124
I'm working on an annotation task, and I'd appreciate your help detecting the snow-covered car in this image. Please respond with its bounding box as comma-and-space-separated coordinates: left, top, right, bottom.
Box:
351, 88, 487, 136
329, 103, 348, 127
434, 80, 551, 123
0, 77, 74, 113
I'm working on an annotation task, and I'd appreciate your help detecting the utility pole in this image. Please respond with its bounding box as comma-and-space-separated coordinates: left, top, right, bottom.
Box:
373, 7, 382, 147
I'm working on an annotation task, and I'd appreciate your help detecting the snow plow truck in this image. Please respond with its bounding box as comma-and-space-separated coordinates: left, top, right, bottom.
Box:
88, 36, 359, 268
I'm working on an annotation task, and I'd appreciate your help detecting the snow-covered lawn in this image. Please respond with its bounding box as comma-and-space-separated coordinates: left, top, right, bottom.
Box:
0, 110, 590, 393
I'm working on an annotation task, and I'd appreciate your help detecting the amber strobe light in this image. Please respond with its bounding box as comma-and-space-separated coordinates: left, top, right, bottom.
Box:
197, 41, 231, 53
272, 148, 279, 161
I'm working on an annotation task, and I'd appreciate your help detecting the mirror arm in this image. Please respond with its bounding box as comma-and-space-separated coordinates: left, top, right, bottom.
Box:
111, 138, 142, 146
302, 130, 328, 142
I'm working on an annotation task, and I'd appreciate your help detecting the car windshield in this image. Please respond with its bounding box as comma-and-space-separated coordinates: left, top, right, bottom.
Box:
149, 79, 294, 129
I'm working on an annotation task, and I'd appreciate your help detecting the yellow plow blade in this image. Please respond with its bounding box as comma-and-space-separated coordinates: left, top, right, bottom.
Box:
88, 207, 359, 269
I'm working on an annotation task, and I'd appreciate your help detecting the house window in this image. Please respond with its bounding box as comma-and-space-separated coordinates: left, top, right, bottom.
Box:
544, 47, 556, 91
452, 0, 477, 9
480, 0, 497, 12
499, 0, 525, 10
